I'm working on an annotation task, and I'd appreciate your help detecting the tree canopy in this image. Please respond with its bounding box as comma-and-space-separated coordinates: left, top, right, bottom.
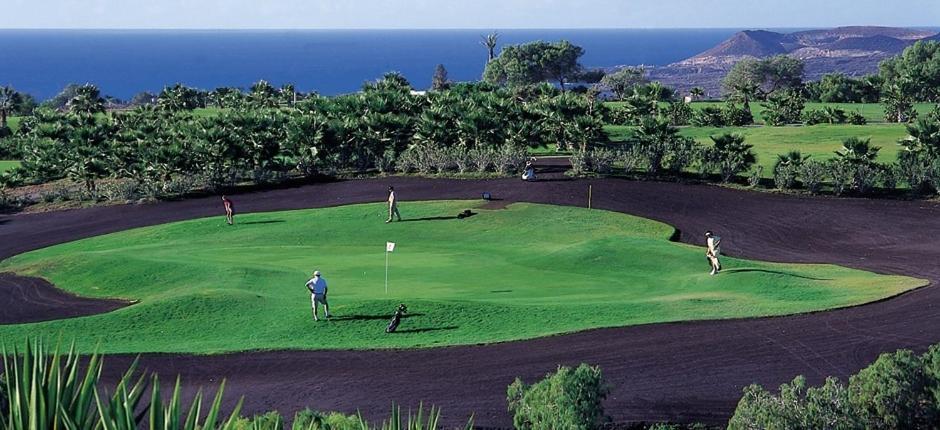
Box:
599, 67, 647, 100
483, 40, 585, 90
880, 40, 940, 103
722, 55, 805, 100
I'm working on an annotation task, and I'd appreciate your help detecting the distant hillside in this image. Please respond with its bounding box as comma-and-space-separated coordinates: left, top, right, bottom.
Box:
640, 26, 938, 98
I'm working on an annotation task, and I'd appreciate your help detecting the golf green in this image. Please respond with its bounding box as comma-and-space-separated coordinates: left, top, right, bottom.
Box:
0, 201, 924, 353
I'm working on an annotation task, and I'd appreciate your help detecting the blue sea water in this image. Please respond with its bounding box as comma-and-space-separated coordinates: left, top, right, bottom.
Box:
0, 29, 745, 100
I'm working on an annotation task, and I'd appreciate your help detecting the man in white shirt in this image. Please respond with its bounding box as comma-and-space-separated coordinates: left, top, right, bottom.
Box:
305, 270, 331, 321
386, 186, 401, 223
705, 231, 722, 276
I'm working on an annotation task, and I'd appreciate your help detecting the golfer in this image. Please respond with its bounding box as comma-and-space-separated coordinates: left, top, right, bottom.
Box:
386, 186, 402, 223
705, 231, 722, 276
305, 270, 331, 321
221, 195, 235, 225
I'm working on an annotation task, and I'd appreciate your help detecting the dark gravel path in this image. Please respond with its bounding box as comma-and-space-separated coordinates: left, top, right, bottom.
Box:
2, 175, 939, 427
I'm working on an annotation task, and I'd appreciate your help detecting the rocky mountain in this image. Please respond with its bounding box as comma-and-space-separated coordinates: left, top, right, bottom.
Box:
643, 26, 938, 98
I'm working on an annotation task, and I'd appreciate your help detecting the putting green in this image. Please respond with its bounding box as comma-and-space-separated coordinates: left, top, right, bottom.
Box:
0, 201, 924, 353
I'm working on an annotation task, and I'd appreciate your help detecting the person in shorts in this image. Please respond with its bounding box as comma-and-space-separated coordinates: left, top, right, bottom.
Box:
305, 270, 331, 321
221, 195, 235, 225
705, 231, 722, 276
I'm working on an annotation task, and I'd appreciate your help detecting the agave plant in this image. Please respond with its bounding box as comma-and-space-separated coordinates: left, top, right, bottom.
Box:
1, 340, 242, 430
1, 340, 106, 430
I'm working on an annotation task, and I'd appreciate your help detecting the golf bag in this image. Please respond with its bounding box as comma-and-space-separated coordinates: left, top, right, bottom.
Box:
386, 303, 408, 333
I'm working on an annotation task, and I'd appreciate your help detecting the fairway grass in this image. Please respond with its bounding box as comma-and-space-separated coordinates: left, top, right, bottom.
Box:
606, 123, 908, 177
0, 160, 19, 174
0, 201, 924, 353
604, 102, 935, 124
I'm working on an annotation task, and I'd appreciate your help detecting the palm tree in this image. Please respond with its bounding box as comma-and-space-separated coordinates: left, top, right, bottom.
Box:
633, 116, 681, 174
774, 150, 809, 173
480, 32, 499, 62
883, 82, 915, 123
158, 84, 199, 111
902, 118, 940, 158
67, 84, 105, 117
708, 133, 756, 182
249, 80, 280, 109
823, 106, 847, 124
835, 137, 880, 165
280, 83, 297, 106
0, 86, 22, 128
731, 82, 761, 113
689, 87, 705, 101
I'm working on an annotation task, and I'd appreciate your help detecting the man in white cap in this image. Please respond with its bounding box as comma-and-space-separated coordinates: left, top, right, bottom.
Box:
305, 270, 331, 321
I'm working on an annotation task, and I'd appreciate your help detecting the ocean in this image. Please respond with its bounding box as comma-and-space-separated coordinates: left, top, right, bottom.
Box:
0, 29, 746, 100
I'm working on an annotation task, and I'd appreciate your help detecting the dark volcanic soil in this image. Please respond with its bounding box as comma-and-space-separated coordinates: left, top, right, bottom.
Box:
0, 273, 131, 324
2, 176, 940, 427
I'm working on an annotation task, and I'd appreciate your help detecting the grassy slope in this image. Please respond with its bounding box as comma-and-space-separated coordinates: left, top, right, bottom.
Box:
603, 102, 935, 124
606, 123, 908, 177
0, 201, 922, 353
0, 160, 20, 174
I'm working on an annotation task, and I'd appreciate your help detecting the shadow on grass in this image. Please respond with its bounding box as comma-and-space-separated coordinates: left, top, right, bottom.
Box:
391, 326, 459, 334
721, 268, 834, 281
331, 313, 425, 322
241, 220, 286, 225
398, 216, 458, 222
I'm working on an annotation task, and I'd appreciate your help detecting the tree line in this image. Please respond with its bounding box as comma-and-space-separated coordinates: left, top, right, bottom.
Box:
0, 74, 607, 200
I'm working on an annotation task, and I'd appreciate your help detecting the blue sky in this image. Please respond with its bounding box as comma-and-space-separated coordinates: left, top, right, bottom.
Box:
2, 0, 937, 29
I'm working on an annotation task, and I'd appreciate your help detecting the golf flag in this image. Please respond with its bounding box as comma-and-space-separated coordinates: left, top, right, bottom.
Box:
386, 241, 396, 252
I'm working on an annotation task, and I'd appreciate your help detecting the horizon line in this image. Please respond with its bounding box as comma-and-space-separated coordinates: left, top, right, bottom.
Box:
1, 25, 939, 31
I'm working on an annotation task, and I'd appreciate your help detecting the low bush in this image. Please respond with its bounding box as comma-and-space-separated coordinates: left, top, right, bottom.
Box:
730, 344, 940, 430
569, 149, 590, 176
690, 106, 725, 127
663, 136, 701, 175
799, 160, 828, 194
773, 163, 800, 190
879, 164, 900, 190
494, 145, 528, 176
507, 364, 609, 430
469, 147, 494, 173
588, 148, 617, 174
618, 146, 646, 173
801, 109, 829, 125
747, 166, 763, 188
848, 111, 867, 125
721, 102, 753, 126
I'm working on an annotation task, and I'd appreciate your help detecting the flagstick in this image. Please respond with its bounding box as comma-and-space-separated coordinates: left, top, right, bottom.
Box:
385, 249, 389, 295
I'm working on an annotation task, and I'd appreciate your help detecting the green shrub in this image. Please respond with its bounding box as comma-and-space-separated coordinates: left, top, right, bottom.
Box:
799, 160, 828, 194
291, 409, 361, 430
801, 109, 829, 125
879, 163, 900, 190
663, 136, 702, 174
774, 163, 799, 190
705, 133, 756, 182
721, 102, 753, 126
229, 411, 284, 430
506, 364, 609, 430
848, 111, 867, 125
848, 349, 938, 429
664, 102, 693, 126
728, 376, 859, 430
691, 106, 725, 127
